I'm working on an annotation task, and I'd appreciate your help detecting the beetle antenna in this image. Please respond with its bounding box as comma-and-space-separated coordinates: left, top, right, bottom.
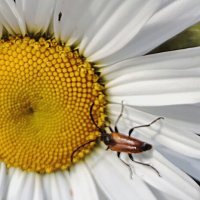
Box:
71, 139, 97, 163
90, 102, 102, 131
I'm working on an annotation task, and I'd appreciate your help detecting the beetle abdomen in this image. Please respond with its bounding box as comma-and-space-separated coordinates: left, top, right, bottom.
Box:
108, 132, 152, 154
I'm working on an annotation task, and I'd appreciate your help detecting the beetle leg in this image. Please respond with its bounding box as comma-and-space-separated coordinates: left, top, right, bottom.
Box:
71, 139, 97, 163
128, 154, 161, 177
117, 152, 131, 171
109, 126, 114, 132
117, 152, 129, 168
129, 117, 164, 136
117, 152, 133, 178
128, 128, 134, 137
114, 126, 119, 132
114, 101, 124, 132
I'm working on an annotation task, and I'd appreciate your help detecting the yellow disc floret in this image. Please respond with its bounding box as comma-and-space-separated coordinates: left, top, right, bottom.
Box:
0, 36, 105, 173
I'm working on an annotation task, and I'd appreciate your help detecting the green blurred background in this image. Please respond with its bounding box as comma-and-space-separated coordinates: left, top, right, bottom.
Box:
151, 23, 200, 53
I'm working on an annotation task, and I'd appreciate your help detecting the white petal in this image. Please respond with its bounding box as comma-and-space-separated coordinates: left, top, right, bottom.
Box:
0, 162, 8, 200
54, 0, 93, 44
86, 148, 157, 200
42, 173, 52, 200
108, 76, 200, 95
53, 0, 91, 42
84, 0, 161, 62
54, 0, 121, 45
102, 47, 200, 76
7, 168, 15, 182
52, 0, 63, 40
0, 0, 26, 35
136, 151, 200, 200
70, 162, 99, 200
41, 172, 72, 200
103, 47, 200, 80
158, 146, 200, 181
100, 0, 200, 64
148, 185, 180, 200
0, 22, 3, 38
7, 168, 26, 200
109, 92, 200, 107
135, 104, 200, 133
56, 171, 73, 200
33, 174, 45, 200
59, 0, 88, 44
20, 173, 34, 200
130, 0, 200, 55
19, 0, 55, 34
49, 174, 62, 200
49, 172, 72, 200
7, 172, 44, 200
159, 0, 174, 8
79, 0, 122, 52
104, 47, 200, 106
97, 148, 200, 200
6, 168, 46, 200
107, 103, 200, 158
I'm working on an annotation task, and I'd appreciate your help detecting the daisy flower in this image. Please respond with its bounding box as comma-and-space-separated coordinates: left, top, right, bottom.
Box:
0, 0, 200, 200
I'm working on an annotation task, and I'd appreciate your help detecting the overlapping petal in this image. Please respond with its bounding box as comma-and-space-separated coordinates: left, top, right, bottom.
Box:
85, 148, 157, 200
0, 0, 55, 35
20, 173, 35, 200
104, 47, 200, 106
0, 163, 7, 200
86, 147, 200, 200
135, 104, 200, 133
83, 0, 160, 61
158, 146, 200, 180
53, 0, 161, 55
47, 172, 72, 200
19, 0, 55, 34
70, 162, 99, 200
6, 168, 27, 199
139, 151, 200, 200
0, 0, 26, 35
100, 0, 200, 64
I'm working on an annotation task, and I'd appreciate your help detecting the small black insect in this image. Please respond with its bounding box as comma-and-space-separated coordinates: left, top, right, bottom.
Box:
58, 12, 62, 22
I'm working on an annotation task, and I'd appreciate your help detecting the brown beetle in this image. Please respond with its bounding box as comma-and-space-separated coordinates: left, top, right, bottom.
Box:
71, 102, 163, 176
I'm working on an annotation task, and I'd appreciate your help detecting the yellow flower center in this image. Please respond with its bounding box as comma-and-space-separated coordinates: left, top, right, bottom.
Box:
0, 36, 105, 173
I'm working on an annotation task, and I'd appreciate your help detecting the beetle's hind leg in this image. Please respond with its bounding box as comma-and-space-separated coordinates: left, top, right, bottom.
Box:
117, 152, 134, 178
128, 154, 161, 177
